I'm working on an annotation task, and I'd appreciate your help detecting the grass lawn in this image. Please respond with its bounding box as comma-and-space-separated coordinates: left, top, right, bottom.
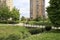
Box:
24, 30, 60, 40
0, 25, 60, 40
0, 25, 30, 40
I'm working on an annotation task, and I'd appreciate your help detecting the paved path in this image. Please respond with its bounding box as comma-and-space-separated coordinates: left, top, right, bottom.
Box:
16, 23, 45, 28
0, 23, 45, 28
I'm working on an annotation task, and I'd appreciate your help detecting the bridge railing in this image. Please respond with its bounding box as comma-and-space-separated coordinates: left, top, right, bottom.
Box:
23, 23, 45, 28
23, 23, 60, 29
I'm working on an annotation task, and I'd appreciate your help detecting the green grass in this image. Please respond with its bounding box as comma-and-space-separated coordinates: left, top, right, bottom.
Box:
0, 25, 60, 40
24, 30, 60, 40
0, 26, 30, 40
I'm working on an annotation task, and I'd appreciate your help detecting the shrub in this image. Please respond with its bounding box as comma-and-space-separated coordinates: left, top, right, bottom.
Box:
45, 25, 52, 31
28, 28, 44, 34
28, 21, 36, 25
0, 20, 19, 24
8, 20, 19, 24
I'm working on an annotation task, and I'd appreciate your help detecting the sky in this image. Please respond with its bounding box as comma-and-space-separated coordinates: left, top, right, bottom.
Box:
13, 0, 50, 18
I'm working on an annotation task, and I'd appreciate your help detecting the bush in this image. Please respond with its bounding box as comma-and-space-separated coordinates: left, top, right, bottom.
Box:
45, 25, 52, 31
8, 20, 19, 24
28, 21, 36, 25
28, 28, 44, 35
0, 20, 19, 24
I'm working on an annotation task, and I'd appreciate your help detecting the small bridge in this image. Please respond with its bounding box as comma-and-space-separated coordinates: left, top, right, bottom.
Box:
17, 23, 60, 29
0, 23, 60, 29
0, 23, 45, 28
16, 23, 45, 28
23, 24, 45, 28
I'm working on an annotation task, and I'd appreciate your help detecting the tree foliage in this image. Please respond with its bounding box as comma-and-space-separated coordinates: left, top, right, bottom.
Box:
21, 16, 26, 21
11, 8, 20, 21
0, 6, 20, 24
0, 6, 10, 21
47, 0, 60, 27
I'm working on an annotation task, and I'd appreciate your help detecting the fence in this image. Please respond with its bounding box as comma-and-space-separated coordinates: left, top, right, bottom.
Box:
23, 24, 45, 28
0, 23, 60, 29
23, 23, 60, 29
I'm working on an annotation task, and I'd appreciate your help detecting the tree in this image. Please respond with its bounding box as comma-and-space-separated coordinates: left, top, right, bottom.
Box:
11, 8, 20, 21
0, 6, 20, 24
47, 0, 60, 27
21, 16, 26, 21
0, 6, 10, 21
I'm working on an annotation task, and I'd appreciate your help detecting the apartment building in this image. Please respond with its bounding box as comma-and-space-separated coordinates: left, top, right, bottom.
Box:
30, 0, 45, 19
0, 0, 13, 11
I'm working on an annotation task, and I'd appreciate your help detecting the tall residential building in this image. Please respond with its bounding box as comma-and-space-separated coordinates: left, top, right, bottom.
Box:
0, 0, 13, 11
30, 0, 45, 19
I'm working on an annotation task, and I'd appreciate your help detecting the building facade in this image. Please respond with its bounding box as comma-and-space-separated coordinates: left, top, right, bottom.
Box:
30, 0, 45, 19
0, 0, 13, 11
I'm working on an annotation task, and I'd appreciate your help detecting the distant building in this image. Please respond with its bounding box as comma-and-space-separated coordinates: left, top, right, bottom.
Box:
0, 0, 13, 11
30, 0, 45, 19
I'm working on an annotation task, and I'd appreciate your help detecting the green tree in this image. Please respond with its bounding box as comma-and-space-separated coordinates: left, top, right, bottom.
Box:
21, 16, 26, 21
0, 6, 20, 24
0, 6, 10, 21
47, 0, 60, 27
11, 8, 20, 21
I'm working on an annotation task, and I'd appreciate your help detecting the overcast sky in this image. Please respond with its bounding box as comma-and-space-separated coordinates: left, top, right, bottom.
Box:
13, 0, 50, 18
